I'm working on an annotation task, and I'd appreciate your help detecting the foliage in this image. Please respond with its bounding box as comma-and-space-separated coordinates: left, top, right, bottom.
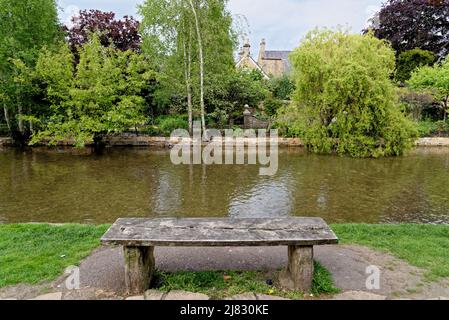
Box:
0, 0, 62, 142
274, 103, 304, 137
143, 115, 189, 136
264, 96, 284, 117
415, 120, 449, 137
263, 75, 295, 117
396, 48, 436, 83
369, 0, 449, 57
205, 70, 268, 127
139, 0, 236, 132
30, 35, 156, 147
0, 224, 108, 287
267, 75, 295, 100
408, 58, 449, 121
399, 87, 436, 121
333, 224, 449, 280
66, 10, 141, 55
288, 29, 417, 157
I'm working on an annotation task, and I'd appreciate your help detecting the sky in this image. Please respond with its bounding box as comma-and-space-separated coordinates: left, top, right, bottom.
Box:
58, 0, 385, 55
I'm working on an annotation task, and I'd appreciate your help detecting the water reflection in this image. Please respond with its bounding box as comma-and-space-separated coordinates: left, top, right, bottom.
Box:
0, 147, 448, 224
229, 174, 293, 218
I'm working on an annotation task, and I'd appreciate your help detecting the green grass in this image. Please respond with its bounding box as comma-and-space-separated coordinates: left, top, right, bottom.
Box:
154, 262, 338, 300
332, 224, 449, 281
0, 224, 109, 288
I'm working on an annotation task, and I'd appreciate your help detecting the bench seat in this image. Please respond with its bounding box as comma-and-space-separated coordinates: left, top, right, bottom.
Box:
101, 217, 339, 294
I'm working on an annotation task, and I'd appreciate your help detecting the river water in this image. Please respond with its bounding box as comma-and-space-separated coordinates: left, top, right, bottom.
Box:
0, 147, 448, 224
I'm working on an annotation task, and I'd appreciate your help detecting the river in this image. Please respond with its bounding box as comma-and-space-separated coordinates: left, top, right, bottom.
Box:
0, 147, 448, 224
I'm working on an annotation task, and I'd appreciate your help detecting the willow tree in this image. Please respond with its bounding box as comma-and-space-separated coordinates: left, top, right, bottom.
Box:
0, 0, 61, 143
139, 0, 235, 135
289, 29, 417, 157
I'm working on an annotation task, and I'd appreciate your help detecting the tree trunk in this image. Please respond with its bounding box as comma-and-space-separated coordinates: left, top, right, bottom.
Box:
183, 31, 193, 136
188, 0, 206, 134
443, 96, 448, 122
17, 103, 24, 134
3, 104, 11, 134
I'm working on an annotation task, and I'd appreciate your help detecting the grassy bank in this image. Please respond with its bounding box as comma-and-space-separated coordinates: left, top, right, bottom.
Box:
0, 223, 448, 296
0, 224, 109, 288
332, 224, 449, 281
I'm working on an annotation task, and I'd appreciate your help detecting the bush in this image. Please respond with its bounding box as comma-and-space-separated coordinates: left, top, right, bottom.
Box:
396, 49, 436, 83
142, 115, 189, 136
288, 29, 417, 157
399, 88, 436, 121
274, 103, 304, 137
267, 75, 295, 100
414, 120, 449, 137
263, 97, 283, 117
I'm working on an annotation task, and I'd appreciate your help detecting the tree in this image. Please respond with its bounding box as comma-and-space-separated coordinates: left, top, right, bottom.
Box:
289, 29, 417, 158
139, 0, 235, 135
0, 0, 62, 143
369, 0, 449, 58
408, 58, 449, 121
67, 10, 141, 55
205, 70, 268, 127
30, 35, 156, 148
396, 48, 436, 83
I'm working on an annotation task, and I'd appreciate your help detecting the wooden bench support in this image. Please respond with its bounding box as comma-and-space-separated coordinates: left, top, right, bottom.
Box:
287, 245, 314, 293
124, 246, 155, 294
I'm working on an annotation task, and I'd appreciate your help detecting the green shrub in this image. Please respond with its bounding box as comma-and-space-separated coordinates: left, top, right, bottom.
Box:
0, 123, 9, 136
274, 103, 304, 137
415, 120, 449, 137
264, 97, 284, 117
267, 75, 295, 100
415, 120, 437, 137
396, 49, 436, 83
140, 115, 189, 136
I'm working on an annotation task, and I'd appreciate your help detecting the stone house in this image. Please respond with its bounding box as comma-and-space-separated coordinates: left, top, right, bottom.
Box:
236, 38, 292, 78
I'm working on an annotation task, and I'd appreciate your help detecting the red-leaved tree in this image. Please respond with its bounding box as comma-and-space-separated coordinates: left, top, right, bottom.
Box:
368, 0, 449, 58
67, 10, 141, 54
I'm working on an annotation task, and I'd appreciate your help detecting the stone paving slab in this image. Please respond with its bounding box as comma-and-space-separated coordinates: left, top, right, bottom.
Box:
144, 290, 165, 300
30, 292, 62, 300
255, 294, 290, 300
332, 291, 387, 300
164, 290, 209, 300
225, 293, 257, 300
126, 296, 145, 300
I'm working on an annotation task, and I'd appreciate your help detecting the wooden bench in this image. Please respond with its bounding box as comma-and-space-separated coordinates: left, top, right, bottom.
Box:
101, 217, 338, 294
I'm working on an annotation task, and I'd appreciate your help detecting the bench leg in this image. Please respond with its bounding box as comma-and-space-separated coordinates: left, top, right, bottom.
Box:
123, 246, 155, 295
287, 245, 314, 293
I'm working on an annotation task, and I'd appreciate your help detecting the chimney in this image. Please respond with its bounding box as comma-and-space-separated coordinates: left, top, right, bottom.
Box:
258, 38, 266, 64
242, 37, 251, 58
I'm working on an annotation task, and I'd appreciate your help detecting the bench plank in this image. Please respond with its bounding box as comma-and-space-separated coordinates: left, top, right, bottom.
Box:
101, 217, 338, 247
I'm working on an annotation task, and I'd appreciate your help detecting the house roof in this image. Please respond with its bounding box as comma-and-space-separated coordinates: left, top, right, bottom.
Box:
262, 50, 292, 73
